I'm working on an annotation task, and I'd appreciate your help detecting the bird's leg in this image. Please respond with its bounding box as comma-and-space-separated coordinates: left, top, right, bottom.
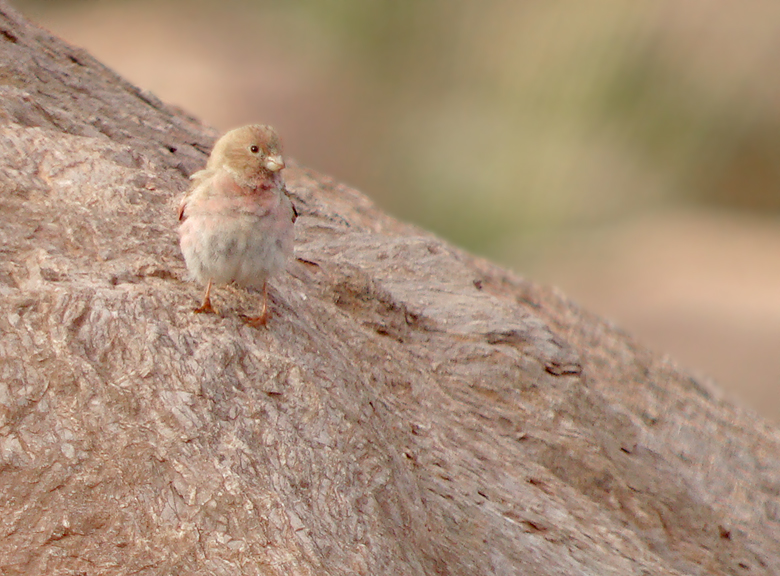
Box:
245, 281, 269, 327
193, 279, 217, 314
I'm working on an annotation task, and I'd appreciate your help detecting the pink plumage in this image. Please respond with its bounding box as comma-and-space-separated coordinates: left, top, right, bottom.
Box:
178, 124, 296, 326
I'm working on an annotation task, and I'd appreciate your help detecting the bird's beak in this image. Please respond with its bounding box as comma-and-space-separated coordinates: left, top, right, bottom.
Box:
264, 155, 285, 172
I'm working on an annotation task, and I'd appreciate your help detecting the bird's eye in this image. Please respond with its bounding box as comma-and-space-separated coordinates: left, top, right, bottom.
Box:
250, 145, 260, 154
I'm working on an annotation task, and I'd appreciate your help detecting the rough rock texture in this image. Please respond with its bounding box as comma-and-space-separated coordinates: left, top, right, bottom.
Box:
1, 3, 779, 575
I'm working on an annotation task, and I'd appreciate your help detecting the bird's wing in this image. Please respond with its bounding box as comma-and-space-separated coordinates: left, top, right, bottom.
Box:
178, 168, 215, 221
177, 197, 188, 222
189, 168, 214, 186
283, 185, 298, 223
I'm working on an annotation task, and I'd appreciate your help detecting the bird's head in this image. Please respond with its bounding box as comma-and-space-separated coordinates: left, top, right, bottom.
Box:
208, 124, 285, 182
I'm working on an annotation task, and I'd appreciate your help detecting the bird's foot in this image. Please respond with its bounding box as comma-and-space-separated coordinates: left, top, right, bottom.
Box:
243, 312, 269, 328
193, 299, 217, 314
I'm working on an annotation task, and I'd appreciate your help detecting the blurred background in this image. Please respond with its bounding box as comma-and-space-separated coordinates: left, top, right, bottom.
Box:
15, 0, 780, 422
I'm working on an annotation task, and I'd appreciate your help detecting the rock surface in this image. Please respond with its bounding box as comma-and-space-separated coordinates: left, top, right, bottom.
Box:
1, 3, 779, 574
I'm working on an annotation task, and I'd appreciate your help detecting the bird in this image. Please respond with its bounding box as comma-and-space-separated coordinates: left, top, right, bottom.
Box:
177, 124, 297, 326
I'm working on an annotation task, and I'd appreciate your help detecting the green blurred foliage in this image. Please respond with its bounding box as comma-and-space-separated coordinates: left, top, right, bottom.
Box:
601, 46, 780, 212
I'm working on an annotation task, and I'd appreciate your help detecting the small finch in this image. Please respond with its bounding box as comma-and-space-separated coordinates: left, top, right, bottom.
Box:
178, 124, 297, 326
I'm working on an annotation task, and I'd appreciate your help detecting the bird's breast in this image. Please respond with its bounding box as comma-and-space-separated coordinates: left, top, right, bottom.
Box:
210, 170, 281, 216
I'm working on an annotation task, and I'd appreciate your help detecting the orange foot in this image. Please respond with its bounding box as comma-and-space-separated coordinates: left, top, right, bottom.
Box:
243, 282, 269, 328
193, 300, 217, 314
193, 280, 217, 314
243, 312, 268, 328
